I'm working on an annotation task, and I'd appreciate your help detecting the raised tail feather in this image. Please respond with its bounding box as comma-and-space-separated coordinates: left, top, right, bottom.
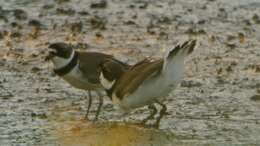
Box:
168, 40, 196, 59
163, 40, 196, 71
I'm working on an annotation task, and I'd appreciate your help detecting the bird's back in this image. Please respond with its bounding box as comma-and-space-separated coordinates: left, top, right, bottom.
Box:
79, 52, 129, 82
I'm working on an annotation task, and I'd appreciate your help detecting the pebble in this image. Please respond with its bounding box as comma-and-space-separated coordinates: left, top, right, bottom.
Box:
90, 16, 106, 30
181, 79, 202, 88
28, 19, 42, 28
56, 7, 75, 16
13, 9, 27, 20
70, 21, 83, 33
90, 0, 107, 9
252, 14, 260, 24
250, 94, 260, 101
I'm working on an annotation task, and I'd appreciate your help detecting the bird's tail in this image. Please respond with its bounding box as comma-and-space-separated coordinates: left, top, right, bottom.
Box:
162, 40, 196, 71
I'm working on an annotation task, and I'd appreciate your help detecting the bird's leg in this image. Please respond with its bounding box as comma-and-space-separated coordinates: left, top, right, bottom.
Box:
153, 101, 167, 128
141, 104, 157, 124
84, 90, 92, 120
94, 91, 103, 121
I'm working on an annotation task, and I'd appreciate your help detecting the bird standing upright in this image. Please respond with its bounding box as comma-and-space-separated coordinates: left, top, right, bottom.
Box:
46, 43, 129, 120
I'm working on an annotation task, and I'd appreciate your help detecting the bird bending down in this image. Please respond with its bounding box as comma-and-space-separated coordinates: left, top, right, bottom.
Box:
99, 40, 196, 127
46, 43, 129, 121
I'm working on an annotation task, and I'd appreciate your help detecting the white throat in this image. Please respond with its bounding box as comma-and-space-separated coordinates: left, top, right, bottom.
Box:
51, 50, 75, 69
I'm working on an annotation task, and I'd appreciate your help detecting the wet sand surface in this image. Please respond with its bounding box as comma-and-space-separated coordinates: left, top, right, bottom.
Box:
0, 0, 260, 145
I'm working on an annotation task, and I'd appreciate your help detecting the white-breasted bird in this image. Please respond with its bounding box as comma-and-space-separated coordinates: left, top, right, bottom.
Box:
99, 40, 196, 127
46, 43, 129, 120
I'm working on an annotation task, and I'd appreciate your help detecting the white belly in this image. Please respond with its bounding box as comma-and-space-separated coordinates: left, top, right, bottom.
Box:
62, 65, 102, 90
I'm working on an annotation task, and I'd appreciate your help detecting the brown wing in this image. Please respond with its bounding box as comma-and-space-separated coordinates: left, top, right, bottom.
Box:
113, 59, 163, 99
101, 58, 129, 82
128, 58, 151, 69
100, 58, 150, 84
79, 52, 129, 84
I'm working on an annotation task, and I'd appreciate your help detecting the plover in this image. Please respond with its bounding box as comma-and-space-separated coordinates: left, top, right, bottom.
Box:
46, 42, 129, 120
99, 40, 196, 127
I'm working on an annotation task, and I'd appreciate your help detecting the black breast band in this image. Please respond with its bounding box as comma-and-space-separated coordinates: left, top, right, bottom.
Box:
54, 52, 79, 76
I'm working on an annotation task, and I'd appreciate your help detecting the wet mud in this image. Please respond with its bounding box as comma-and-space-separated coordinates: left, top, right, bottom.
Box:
0, 0, 260, 145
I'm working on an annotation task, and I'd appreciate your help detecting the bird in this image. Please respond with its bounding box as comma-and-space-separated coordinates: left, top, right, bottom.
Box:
99, 40, 196, 127
46, 42, 130, 121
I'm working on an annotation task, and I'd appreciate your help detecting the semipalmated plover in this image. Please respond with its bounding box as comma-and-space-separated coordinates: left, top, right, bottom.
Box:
47, 42, 129, 120
100, 40, 196, 127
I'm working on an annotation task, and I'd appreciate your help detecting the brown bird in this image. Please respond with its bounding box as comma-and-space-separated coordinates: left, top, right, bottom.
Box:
100, 40, 196, 127
47, 43, 130, 120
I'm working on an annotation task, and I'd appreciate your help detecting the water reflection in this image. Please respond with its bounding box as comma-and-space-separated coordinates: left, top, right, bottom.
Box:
52, 119, 175, 146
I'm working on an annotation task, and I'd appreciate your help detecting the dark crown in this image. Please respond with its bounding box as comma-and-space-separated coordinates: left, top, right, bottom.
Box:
48, 42, 73, 59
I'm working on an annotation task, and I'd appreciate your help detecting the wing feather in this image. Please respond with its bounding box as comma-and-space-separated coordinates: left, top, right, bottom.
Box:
114, 59, 163, 99
79, 52, 129, 84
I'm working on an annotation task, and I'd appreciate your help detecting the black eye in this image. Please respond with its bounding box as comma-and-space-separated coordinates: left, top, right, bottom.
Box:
56, 48, 71, 58
49, 43, 72, 59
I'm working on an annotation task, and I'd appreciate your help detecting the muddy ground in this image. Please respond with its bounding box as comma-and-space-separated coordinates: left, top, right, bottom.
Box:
0, 0, 260, 145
